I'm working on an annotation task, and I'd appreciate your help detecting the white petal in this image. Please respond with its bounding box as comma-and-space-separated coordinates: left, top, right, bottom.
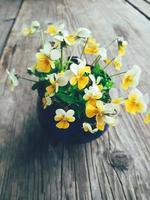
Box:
144, 93, 149, 105
105, 116, 118, 126
31, 21, 40, 29
70, 63, 79, 75
54, 35, 64, 41
89, 74, 96, 84
99, 48, 107, 60
50, 49, 61, 60
58, 76, 68, 86
40, 43, 52, 56
109, 88, 119, 99
76, 27, 91, 38
56, 109, 66, 116
66, 109, 75, 117
64, 70, 74, 80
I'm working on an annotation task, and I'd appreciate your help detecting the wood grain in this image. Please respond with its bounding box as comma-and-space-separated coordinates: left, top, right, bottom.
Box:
0, 0, 150, 199
0, 0, 23, 57
124, 0, 150, 20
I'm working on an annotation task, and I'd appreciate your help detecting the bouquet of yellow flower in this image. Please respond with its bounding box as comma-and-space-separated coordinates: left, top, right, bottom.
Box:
7, 21, 150, 144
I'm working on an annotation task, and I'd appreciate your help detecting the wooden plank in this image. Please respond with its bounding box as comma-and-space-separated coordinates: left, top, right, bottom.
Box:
0, 0, 23, 57
124, 0, 150, 19
0, 0, 150, 199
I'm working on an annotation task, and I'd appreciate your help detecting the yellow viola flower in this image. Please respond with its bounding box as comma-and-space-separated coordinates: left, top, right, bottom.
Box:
117, 37, 128, 56
83, 84, 102, 105
36, 53, 54, 73
109, 88, 123, 105
70, 59, 91, 90
46, 73, 69, 96
42, 95, 52, 109
144, 113, 150, 124
82, 122, 98, 133
124, 88, 147, 114
64, 34, 77, 46
84, 37, 100, 55
54, 109, 75, 129
22, 21, 40, 36
113, 56, 122, 71
121, 65, 141, 90
86, 101, 119, 131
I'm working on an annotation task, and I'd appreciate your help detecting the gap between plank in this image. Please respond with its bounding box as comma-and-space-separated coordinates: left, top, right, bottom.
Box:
0, 0, 24, 58
124, 0, 150, 20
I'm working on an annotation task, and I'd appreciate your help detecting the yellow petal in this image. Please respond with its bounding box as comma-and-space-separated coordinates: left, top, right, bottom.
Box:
112, 98, 122, 105
144, 113, 150, 124
70, 76, 77, 85
118, 46, 126, 56
86, 102, 97, 118
54, 115, 63, 121
36, 53, 53, 73
124, 99, 145, 114
66, 116, 75, 122
46, 24, 57, 35
96, 114, 105, 131
121, 75, 134, 90
46, 85, 55, 95
78, 76, 89, 90
56, 120, 70, 129
65, 34, 77, 45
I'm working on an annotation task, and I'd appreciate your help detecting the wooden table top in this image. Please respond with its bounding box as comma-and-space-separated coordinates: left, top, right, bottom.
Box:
0, 0, 150, 199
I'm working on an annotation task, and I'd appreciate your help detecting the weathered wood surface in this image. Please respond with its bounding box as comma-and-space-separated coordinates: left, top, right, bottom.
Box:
124, 0, 150, 19
0, 0, 23, 56
0, 0, 150, 199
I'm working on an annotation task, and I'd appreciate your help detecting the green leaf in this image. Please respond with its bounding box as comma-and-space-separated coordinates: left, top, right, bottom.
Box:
56, 93, 77, 104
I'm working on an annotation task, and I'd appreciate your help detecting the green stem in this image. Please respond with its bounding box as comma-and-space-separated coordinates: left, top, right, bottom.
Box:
110, 71, 126, 77
103, 57, 115, 70
105, 38, 117, 49
40, 30, 44, 48
80, 38, 88, 59
91, 55, 100, 66
60, 44, 63, 70
16, 75, 37, 83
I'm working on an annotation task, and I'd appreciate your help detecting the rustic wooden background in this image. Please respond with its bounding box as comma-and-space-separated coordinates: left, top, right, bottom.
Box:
0, 0, 150, 199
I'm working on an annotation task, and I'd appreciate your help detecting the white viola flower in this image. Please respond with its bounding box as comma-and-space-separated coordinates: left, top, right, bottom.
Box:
69, 59, 91, 90
46, 72, 69, 96
76, 27, 91, 38
82, 122, 98, 133
99, 48, 107, 61
70, 59, 90, 75
42, 95, 52, 109
121, 65, 141, 90
54, 109, 75, 129
83, 84, 102, 102
22, 21, 40, 36
124, 88, 148, 114
6, 69, 19, 91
